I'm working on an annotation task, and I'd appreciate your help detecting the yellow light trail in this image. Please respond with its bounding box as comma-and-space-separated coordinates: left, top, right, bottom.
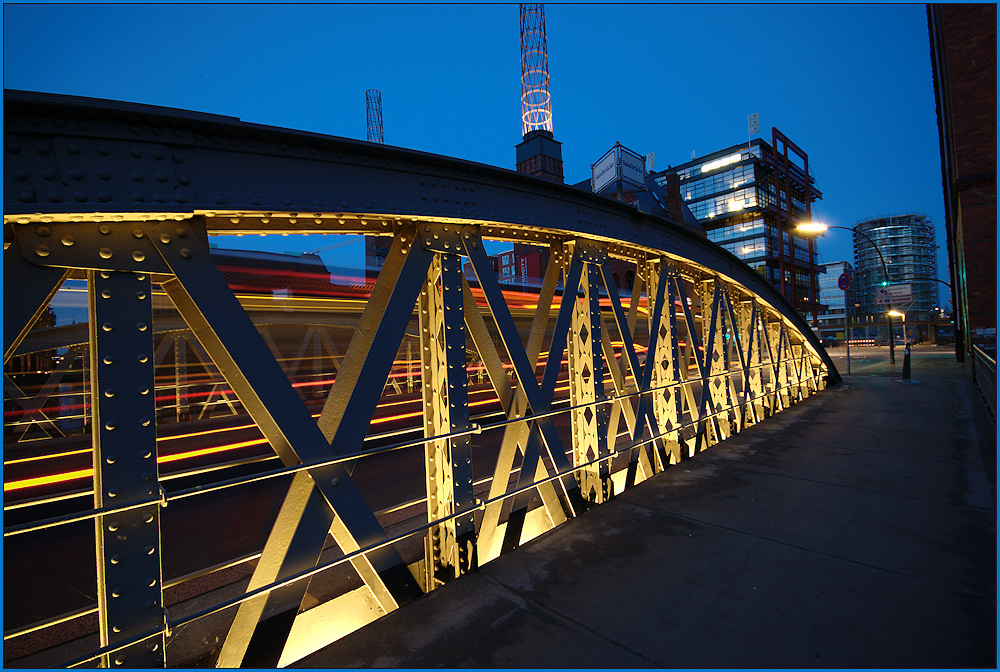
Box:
3, 351, 578, 493
3, 437, 279, 492
4, 447, 92, 466
157, 438, 270, 464
5, 468, 95, 492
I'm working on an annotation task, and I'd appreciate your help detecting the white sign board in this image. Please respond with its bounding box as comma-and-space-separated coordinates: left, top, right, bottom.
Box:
888, 283, 912, 302
592, 148, 617, 193
620, 148, 646, 188
875, 283, 912, 305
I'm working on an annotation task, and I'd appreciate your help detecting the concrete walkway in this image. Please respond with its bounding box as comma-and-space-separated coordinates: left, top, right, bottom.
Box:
295, 346, 996, 669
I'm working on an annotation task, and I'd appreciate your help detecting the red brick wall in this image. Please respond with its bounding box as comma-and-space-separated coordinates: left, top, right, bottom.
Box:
938, 4, 997, 350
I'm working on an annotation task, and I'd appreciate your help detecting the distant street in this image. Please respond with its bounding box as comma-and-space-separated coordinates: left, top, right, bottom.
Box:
822, 343, 959, 377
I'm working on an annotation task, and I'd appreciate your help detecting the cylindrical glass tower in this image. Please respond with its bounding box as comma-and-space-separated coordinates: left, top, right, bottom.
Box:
854, 214, 940, 317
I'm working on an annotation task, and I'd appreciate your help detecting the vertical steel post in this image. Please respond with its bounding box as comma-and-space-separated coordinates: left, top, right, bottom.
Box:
699, 278, 726, 448
845, 281, 852, 375
88, 270, 165, 668
718, 288, 739, 435
406, 338, 414, 393
766, 321, 787, 411
568, 261, 610, 503
420, 251, 476, 590
721, 290, 746, 433
745, 303, 765, 420
649, 261, 684, 465
673, 276, 702, 458
173, 334, 187, 422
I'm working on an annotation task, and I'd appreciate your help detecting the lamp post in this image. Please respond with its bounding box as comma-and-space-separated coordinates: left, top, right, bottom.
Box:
888, 310, 911, 380
888, 309, 907, 341
797, 223, 896, 364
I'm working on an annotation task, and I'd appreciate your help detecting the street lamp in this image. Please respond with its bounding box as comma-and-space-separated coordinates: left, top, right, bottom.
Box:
796, 222, 896, 364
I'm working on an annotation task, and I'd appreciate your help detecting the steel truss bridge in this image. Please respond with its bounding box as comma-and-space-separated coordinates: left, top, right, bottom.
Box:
3, 90, 839, 668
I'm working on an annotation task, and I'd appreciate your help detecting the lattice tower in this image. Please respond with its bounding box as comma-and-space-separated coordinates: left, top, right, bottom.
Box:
520, 4, 553, 136
366, 89, 384, 144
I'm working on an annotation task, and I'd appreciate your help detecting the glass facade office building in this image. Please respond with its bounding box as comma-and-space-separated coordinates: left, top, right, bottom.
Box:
815, 261, 855, 341
654, 129, 824, 320
853, 214, 940, 316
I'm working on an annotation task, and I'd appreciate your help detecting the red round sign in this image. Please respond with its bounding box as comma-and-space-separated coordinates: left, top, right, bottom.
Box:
838, 272, 850, 291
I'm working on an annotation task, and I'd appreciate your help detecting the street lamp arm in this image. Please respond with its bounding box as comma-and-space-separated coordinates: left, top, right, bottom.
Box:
823, 225, 890, 283
926, 277, 953, 291
797, 221, 898, 364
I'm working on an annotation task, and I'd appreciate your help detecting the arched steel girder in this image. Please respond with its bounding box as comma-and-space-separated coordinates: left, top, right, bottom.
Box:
4, 91, 840, 668
4, 90, 836, 374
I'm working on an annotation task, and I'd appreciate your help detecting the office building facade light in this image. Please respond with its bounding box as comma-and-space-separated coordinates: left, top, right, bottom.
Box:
701, 152, 744, 174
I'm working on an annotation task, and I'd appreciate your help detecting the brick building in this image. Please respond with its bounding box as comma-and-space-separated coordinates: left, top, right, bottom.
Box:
928, 3, 997, 360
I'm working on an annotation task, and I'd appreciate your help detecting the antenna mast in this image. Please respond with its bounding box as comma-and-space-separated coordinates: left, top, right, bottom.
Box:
366, 89, 384, 144
520, 4, 553, 136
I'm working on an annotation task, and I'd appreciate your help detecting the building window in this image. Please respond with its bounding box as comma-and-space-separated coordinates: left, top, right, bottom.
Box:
706, 218, 767, 243
688, 187, 759, 220
681, 163, 756, 201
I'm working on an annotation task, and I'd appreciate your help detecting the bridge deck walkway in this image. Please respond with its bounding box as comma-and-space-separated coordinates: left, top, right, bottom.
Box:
294, 346, 996, 669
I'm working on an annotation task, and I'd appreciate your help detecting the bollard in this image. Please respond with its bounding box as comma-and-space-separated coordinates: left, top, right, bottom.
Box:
901, 343, 911, 381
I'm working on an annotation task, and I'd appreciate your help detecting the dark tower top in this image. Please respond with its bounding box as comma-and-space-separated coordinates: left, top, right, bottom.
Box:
516, 6, 563, 183
516, 129, 564, 183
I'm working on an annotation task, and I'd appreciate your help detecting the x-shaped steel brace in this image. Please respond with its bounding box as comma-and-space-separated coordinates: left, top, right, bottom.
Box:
139, 219, 425, 667
600, 262, 673, 488
464, 236, 587, 553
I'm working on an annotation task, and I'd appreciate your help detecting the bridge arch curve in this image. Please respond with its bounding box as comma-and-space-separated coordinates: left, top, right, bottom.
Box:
5, 88, 831, 347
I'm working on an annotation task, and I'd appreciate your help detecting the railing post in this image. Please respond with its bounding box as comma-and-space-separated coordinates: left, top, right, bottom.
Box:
173, 334, 188, 422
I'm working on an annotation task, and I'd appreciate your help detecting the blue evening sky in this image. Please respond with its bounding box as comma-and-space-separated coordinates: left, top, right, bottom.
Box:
3, 3, 948, 283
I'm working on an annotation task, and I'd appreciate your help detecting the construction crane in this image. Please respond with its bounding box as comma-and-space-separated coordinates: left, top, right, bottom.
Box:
366, 89, 384, 144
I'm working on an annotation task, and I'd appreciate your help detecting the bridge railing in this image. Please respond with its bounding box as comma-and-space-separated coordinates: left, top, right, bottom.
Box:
971, 345, 996, 420
4, 90, 837, 668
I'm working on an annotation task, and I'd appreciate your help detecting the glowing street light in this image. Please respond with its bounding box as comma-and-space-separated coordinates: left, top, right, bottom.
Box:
796, 222, 897, 364
795, 222, 828, 234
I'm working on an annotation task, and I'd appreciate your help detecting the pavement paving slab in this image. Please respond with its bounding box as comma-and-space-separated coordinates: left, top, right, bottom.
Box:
292, 348, 995, 669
